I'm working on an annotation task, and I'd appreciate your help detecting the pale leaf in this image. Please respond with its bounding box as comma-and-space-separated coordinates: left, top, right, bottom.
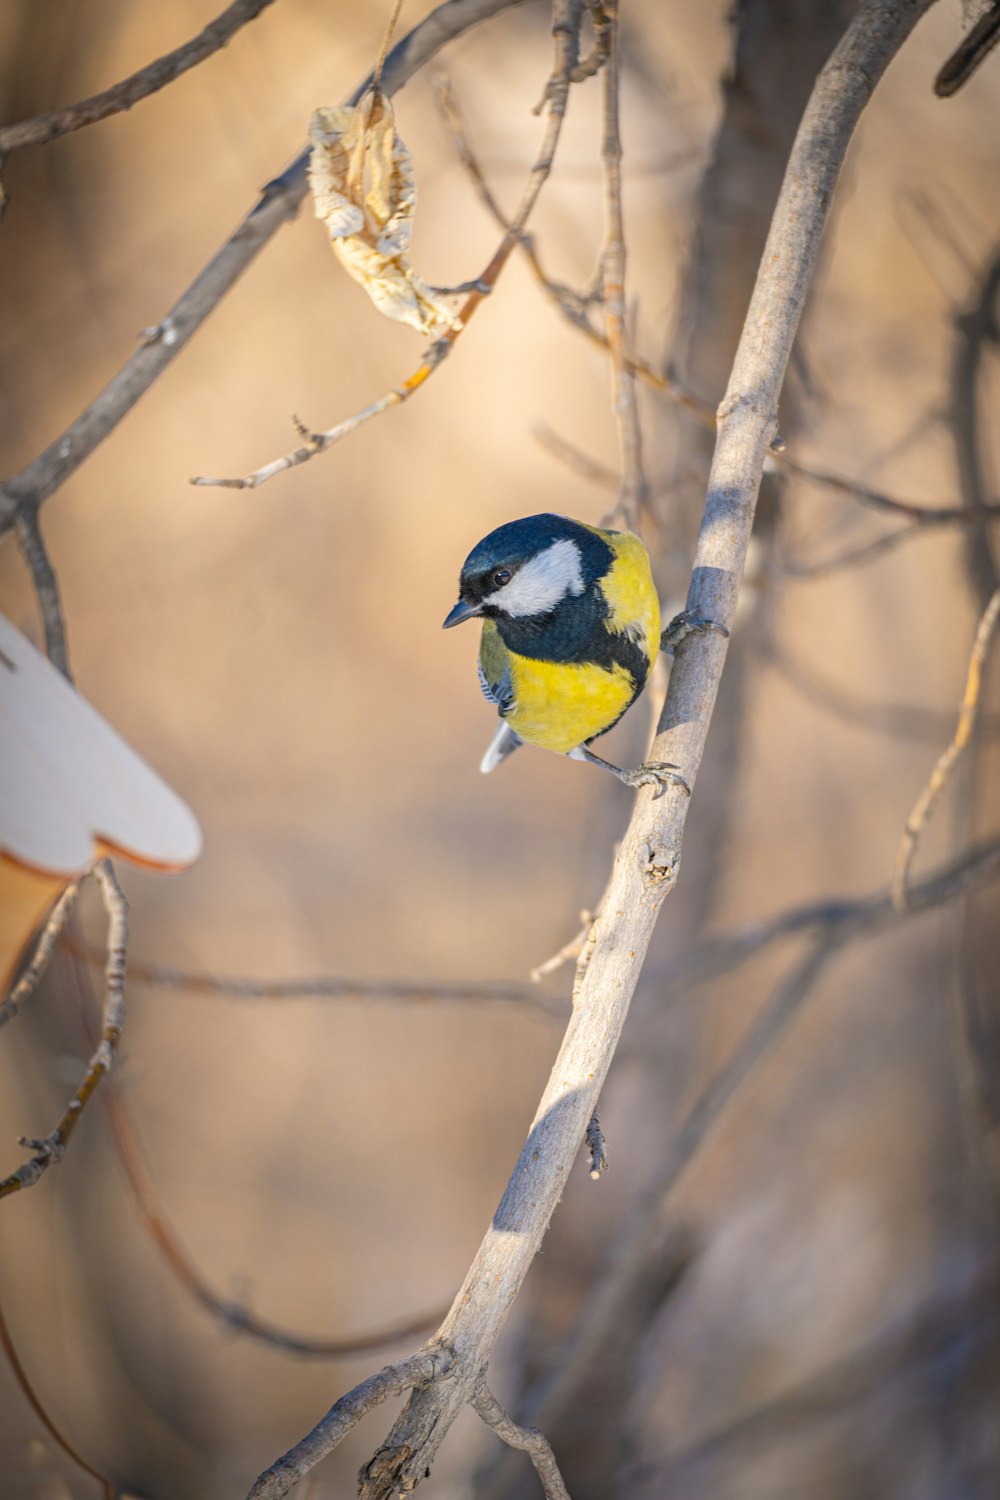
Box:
308, 92, 460, 338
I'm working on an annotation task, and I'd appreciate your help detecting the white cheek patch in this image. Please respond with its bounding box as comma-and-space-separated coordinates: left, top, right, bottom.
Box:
483, 538, 585, 617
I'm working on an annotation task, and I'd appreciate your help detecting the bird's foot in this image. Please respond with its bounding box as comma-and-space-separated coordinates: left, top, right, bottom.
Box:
660, 609, 729, 656
617, 761, 691, 798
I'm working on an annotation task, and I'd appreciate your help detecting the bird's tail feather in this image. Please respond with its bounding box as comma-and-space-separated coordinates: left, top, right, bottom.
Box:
480, 722, 523, 774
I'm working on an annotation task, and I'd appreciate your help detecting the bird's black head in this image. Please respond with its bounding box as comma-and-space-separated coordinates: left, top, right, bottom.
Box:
442, 514, 613, 630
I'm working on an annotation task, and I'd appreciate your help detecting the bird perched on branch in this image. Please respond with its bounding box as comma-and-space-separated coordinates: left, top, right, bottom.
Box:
443, 513, 718, 794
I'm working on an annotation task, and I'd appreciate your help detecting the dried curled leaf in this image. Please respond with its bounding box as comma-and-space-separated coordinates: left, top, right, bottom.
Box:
309, 90, 460, 337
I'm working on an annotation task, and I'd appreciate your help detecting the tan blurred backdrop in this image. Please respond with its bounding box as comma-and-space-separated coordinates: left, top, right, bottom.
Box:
1, 2, 999, 1497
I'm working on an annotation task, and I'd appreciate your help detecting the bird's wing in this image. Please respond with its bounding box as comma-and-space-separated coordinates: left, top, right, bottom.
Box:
480, 720, 523, 774
478, 620, 514, 714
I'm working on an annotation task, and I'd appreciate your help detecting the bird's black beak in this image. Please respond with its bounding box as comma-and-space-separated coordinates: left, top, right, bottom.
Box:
442, 598, 482, 629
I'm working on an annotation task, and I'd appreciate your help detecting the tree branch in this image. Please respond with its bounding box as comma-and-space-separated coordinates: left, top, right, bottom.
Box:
248, 1349, 451, 1500
893, 586, 1000, 908
470, 1371, 571, 1500
0, 0, 534, 537
14, 505, 71, 678
0, 0, 277, 156
0, 859, 127, 1200
0, 880, 79, 1028
598, 1, 649, 531
247, 3, 937, 1495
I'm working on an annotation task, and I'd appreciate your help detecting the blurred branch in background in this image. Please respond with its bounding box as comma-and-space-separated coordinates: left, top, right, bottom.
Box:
0, 1295, 115, 1500
0, 0, 277, 157
893, 587, 1000, 908
63, 939, 450, 1361
597, 0, 649, 532
69, 938, 564, 1016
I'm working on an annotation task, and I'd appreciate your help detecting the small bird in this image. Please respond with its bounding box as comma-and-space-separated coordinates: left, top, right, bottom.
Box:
443, 513, 690, 794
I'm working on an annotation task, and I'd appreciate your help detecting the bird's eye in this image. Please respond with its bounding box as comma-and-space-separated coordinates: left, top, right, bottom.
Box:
492, 567, 512, 588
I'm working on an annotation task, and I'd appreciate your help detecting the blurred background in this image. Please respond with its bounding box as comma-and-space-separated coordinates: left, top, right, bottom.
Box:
1, 0, 999, 1495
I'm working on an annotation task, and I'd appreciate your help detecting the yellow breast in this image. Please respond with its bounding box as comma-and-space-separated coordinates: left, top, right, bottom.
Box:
505, 655, 639, 753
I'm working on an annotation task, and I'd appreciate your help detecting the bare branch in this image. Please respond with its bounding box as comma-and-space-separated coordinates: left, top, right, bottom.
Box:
892, 586, 1000, 908
97, 1051, 447, 1358
0, 0, 533, 537
193, 0, 583, 491
598, 1, 648, 531
0, 881, 80, 1029
934, 0, 1000, 96
0, 1294, 114, 1498
248, 1349, 451, 1500
0, 859, 127, 1200
770, 521, 928, 579
757, 625, 1000, 742
66, 939, 565, 1014
532, 425, 619, 491
0, 0, 277, 156
470, 1371, 572, 1500
777, 450, 1000, 525
14, 506, 71, 678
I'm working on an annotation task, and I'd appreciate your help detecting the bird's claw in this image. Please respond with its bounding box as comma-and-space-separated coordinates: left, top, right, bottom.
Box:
620, 761, 691, 798
661, 609, 730, 656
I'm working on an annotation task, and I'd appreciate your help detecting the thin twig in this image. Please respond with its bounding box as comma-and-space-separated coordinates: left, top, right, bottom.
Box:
14, 506, 71, 678
470, 1371, 572, 1500
660, 1254, 1000, 1474
769, 521, 925, 579
598, 1, 648, 530
0, 0, 532, 538
934, 0, 1000, 96
0, 859, 127, 1200
530, 909, 594, 982
66, 938, 563, 1016
0, 881, 80, 1029
756, 624, 1000, 742
778, 451, 1000, 525
193, 0, 583, 491
0, 0, 276, 156
249, 1349, 451, 1500
533, 425, 619, 491
585, 1112, 607, 1179
0, 1292, 114, 1498
892, 587, 1000, 909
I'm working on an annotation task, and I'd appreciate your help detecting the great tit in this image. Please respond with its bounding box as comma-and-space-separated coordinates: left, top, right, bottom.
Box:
443, 513, 688, 794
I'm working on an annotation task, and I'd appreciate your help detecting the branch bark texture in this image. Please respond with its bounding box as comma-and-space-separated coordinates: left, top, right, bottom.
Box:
252, 3, 935, 1497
